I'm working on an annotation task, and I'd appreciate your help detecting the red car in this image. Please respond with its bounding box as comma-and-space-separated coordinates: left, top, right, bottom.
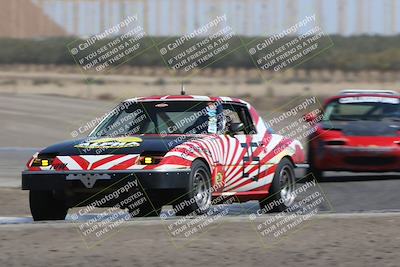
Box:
306, 90, 400, 178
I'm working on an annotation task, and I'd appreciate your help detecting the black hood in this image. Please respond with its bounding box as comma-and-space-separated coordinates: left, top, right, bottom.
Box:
321, 120, 400, 136
38, 135, 201, 156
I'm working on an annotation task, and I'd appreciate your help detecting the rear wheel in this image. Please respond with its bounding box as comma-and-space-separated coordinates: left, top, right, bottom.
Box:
307, 167, 323, 181
308, 147, 323, 180
173, 160, 212, 216
259, 158, 296, 212
29, 190, 68, 221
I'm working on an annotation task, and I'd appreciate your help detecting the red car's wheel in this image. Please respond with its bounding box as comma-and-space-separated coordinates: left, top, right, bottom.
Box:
307, 145, 323, 180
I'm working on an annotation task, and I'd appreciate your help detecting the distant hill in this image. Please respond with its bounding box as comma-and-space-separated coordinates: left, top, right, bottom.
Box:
0, 0, 66, 38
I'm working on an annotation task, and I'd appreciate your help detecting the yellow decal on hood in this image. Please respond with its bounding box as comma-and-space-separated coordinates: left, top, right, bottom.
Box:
74, 137, 143, 149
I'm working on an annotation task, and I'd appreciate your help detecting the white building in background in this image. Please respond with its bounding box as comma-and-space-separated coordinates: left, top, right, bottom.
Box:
4, 0, 400, 38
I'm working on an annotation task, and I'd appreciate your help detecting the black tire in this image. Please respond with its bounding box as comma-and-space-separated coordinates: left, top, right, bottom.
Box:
29, 190, 68, 221
259, 158, 296, 213
307, 167, 323, 181
173, 160, 212, 216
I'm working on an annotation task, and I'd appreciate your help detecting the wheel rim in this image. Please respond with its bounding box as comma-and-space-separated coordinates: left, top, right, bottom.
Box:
279, 165, 296, 207
193, 169, 211, 212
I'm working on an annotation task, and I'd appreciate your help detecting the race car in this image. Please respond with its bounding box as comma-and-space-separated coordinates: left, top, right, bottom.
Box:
22, 95, 305, 221
306, 90, 400, 178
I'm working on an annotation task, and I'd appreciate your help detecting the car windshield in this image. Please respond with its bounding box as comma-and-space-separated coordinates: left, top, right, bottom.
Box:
323, 96, 400, 121
90, 101, 223, 137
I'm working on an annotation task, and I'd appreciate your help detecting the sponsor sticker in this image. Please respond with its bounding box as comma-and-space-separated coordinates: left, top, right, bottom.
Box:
215, 172, 223, 184
75, 137, 143, 149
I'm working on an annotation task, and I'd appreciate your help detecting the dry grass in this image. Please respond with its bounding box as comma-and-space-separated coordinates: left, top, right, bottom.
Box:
0, 65, 398, 107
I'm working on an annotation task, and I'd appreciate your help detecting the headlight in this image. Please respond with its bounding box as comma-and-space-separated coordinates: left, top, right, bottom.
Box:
26, 152, 38, 168
29, 153, 57, 167
139, 153, 165, 165
31, 157, 54, 167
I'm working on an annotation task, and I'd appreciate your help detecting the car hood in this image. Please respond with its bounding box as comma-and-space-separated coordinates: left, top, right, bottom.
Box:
38, 135, 206, 156
321, 120, 400, 136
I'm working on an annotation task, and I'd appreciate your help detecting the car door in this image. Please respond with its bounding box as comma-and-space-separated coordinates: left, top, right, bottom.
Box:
220, 103, 264, 193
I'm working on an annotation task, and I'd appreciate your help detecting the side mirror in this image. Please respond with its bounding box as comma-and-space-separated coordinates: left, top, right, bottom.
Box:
228, 122, 244, 135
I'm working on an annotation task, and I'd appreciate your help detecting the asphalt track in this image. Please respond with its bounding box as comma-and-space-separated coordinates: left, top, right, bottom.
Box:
1, 94, 400, 266
1, 147, 400, 225
1, 94, 400, 223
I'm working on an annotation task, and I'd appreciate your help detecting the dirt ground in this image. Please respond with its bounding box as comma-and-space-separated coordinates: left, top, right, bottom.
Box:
0, 188, 30, 216
0, 188, 399, 267
1, 70, 398, 100
1, 70, 400, 266
0, 210, 398, 267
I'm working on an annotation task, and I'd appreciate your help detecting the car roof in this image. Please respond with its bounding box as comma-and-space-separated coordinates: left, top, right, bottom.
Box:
124, 95, 246, 104
325, 93, 400, 106
339, 89, 399, 95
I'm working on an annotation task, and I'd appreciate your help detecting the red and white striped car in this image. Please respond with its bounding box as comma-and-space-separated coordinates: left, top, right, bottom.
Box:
22, 95, 305, 220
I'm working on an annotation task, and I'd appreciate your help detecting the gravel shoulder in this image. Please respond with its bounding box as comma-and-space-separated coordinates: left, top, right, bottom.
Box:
0, 213, 399, 267
0, 187, 29, 216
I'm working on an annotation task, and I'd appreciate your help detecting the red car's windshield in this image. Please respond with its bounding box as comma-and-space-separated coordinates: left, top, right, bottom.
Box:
323, 96, 400, 121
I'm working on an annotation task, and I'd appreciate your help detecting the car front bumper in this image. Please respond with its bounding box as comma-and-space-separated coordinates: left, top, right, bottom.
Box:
314, 146, 400, 171
22, 169, 192, 207
22, 169, 191, 191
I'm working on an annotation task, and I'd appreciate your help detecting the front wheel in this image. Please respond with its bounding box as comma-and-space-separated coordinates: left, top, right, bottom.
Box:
29, 190, 68, 221
173, 160, 212, 216
259, 158, 296, 212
